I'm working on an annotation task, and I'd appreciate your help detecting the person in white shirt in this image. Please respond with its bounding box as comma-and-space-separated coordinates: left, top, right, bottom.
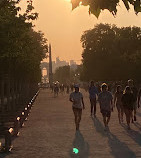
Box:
98, 83, 113, 131
69, 85, 85, 131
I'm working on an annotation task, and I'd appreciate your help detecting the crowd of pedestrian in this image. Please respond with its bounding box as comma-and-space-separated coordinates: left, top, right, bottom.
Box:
69, 79, 141, 131
50, 82, 74, 97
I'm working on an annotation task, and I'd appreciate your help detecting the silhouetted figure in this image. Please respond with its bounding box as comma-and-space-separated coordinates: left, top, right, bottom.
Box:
114, 85, 124, 123
88, 81, 98, 117
54, 83, 59, 97
98, 83, 113, 131
121, 86, 135, 130
60, 84, 65, 95
71, 84, 74, 92
66, 85, 70, 94
128, 79, 138, 122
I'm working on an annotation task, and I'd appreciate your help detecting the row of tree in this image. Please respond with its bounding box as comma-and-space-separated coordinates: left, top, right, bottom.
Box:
0, 0, 47, 83
53, 65, 82, 84
80, 23, 141, 82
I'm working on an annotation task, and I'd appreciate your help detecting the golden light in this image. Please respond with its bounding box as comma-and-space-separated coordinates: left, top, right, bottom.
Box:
65, 0, 71, 2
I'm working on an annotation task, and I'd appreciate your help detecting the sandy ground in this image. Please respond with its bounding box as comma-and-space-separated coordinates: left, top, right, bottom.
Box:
0, 89, 141, 158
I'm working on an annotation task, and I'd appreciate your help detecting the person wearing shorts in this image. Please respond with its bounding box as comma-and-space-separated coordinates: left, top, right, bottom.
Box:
98, 83, 113, 131
70, 85, 85, 131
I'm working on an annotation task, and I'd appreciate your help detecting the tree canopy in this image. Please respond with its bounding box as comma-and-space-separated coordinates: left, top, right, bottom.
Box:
53, 66, 71, 84
71, 0, 141, 18
0, 0, 47, 83
81, 23, 141, 81
53, 65, 82, 84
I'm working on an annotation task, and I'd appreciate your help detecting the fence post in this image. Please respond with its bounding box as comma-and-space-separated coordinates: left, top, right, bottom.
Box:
5, 74, 11, 111
0, 75, 4, 112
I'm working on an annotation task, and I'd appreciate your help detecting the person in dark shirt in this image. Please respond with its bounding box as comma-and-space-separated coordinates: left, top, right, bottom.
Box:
66, 85, 70, 94
121, 86, 134, 130
89, 81, 98, 117
128, 79, 138, 122
114, 85, 124, 123
71, 84, 74, 92
54, 83, 59, 97
98, 83, 113, 131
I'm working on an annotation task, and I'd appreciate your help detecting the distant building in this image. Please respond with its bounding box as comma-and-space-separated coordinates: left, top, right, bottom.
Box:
70, 60, 76, 66
52, 57, 69, 72
50, 57, 78, 73
70, 60, 77, 70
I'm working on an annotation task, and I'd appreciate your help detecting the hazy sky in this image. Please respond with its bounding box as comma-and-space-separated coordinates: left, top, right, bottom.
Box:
20, 0, 141, 63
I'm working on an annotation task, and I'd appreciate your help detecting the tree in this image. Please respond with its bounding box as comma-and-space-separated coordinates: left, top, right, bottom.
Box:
0, 0, 47, 83
81, 23, 141, 81
53, 66, 71, 84
71, 0, 141, 18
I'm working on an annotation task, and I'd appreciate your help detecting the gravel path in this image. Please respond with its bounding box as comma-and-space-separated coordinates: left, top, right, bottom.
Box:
1, 89, 141, 158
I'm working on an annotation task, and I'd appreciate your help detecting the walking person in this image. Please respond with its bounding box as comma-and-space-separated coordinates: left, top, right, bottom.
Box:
89, 81, 98, 117
114, 85, 124, 123
54, 83, 59, 97
60, 84, 65, 95
71, 84, 74, 92
128, 79, 138, 122
69, 85, 85, 131
121, 86, 135, 130
98, 83, 113, 131
66, 85, 70, 94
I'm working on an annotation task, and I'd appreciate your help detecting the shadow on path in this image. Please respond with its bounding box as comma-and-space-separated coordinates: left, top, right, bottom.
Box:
92, 117, 136, 158
137, 111, 141, 117
0, 152, 11, 158
134, 122, 141, 130
122, 123, 141, 146
69, 131, 89, 158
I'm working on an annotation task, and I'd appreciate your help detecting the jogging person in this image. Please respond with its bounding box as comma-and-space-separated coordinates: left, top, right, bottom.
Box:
114, 85, 124, 123
89, 81, 98, 117
128, 79, 138, 122
98, 83, 113, 131
121, 86, 135, 130
69, 85, 85, 131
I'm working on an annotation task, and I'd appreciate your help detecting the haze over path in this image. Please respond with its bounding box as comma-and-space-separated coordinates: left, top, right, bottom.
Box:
1, 89, 141, 158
